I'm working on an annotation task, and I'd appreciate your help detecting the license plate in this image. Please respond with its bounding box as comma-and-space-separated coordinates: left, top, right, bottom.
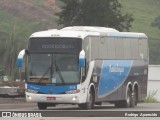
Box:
47, 97, 56, 100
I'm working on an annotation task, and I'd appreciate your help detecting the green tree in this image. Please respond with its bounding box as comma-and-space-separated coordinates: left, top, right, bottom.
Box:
0, 22, 29, 79
1, 21, 46, 79
151, 16, 160, 29
57, 0, 134, 31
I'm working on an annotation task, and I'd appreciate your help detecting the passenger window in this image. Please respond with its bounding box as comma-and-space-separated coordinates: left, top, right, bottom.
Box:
115, 38, 124, 59
123, 38, 131, 59
107, 37, 116, 59
130, 39, 139, 59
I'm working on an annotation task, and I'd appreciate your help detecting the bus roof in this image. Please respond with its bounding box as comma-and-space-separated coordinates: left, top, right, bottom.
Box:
30, 26, 147, 39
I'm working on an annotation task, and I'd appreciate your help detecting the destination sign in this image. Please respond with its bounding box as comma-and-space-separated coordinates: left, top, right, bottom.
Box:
28, 38, 82, 54
42, 44, 74, 49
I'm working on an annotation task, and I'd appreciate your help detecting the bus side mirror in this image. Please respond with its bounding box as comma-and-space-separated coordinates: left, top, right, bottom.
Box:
79, 50, 86, 68
17, 49, 26, 68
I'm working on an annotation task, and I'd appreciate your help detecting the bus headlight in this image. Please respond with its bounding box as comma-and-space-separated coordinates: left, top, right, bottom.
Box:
27, 95, 32, 100
65, 90, 80, 94
72, 96, 77, 101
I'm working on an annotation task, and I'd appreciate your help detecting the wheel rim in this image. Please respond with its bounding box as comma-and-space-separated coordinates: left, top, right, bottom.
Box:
127, 94, 130, 106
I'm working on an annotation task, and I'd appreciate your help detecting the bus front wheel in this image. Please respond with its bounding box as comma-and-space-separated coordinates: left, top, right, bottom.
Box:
78, 90, 94, 110
37, 103, 47, 110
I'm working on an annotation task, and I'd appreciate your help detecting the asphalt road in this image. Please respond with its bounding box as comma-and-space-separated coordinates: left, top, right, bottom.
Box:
0, 98, 160, 120
0, 98, 160, 111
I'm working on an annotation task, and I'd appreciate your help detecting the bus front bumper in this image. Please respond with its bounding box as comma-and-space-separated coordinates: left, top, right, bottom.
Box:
26, 92, 83, 104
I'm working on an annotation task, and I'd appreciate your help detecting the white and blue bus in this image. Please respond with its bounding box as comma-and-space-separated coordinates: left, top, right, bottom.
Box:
17, 26, 149, 110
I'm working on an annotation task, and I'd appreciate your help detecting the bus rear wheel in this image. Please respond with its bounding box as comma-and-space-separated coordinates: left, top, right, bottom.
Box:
124, 88, 132, 108
114, 88, 132, 108
131, 89, 138, 107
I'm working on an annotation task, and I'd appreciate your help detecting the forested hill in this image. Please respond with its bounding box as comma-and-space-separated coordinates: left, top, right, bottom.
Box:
0, 0, 60, 27
0, 0, 160, 79
0, 0, 60, 78
120, 0, 160, 39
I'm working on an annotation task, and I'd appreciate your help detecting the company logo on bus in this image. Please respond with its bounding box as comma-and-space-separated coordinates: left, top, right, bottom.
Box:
109, 64, 124, 73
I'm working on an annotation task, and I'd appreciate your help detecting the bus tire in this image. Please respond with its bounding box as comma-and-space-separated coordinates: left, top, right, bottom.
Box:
131, 89, 137, 107
79, 89, 94, 110
135, 87, 138, 106
86, 89, 94, 109
37, 103, 47, 110
115, 88, 132, 108
124, 88, 132, 108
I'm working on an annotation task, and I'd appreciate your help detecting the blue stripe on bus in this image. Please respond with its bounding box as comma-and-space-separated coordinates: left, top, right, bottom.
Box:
98, 60, 133, 98
108, 33, 147, 38
27, 83, 77, 94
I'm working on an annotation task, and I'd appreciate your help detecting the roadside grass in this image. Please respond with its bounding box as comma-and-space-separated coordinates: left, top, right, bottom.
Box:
144, 90, 159, 103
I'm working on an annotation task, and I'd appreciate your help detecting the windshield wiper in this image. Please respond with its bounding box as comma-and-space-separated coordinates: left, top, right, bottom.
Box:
55, 63, 66, 84
38, 67, 51, 83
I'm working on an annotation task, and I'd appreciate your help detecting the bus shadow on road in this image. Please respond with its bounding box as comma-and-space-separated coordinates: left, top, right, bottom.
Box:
45, 104, 118, 110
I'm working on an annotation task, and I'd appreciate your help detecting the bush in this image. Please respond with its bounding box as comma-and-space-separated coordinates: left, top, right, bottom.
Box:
151, 16, 160, 29
144, 90, 159, 103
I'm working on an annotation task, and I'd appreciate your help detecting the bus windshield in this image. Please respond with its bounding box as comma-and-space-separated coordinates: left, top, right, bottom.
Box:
27, 54, 80, 84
